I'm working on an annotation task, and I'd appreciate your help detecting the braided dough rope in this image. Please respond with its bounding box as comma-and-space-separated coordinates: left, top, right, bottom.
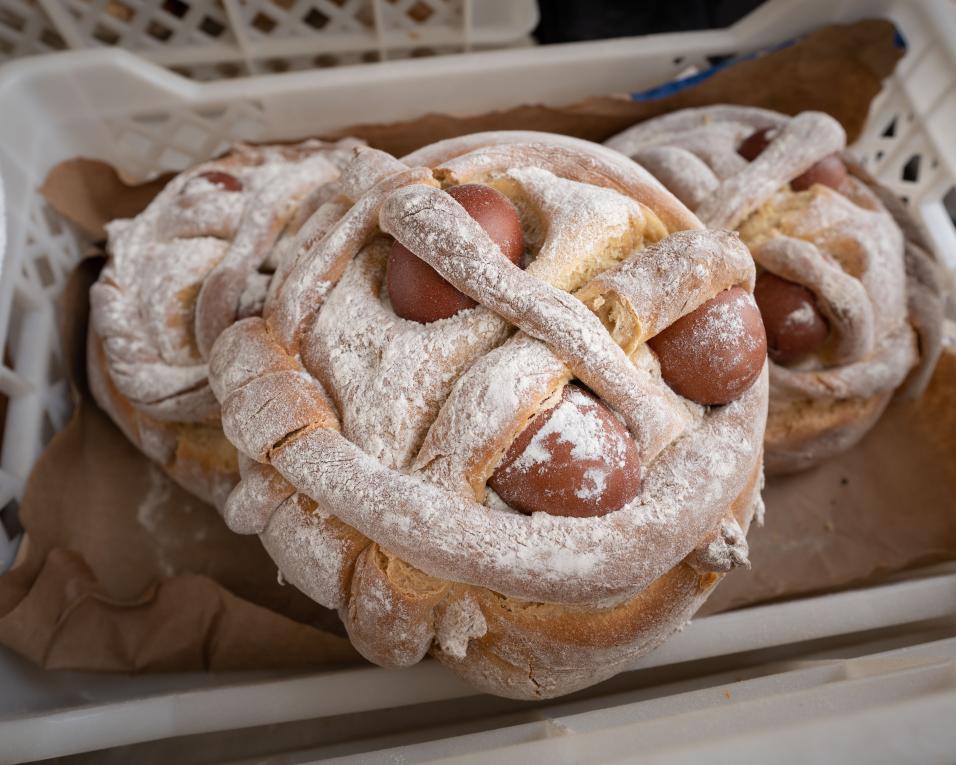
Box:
88, 139, 362, 507
209, 132, 768, 699
607, 106, 943, 473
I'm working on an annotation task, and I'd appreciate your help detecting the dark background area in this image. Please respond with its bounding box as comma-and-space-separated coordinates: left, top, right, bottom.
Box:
534, 0, 769, 43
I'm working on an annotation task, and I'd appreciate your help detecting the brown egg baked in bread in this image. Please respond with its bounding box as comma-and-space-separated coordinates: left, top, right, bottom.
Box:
606, 106, 944, 474
207, 132, 769, 699
88, 139, 361, 507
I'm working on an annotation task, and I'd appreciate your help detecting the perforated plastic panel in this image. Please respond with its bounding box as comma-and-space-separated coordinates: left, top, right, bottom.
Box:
0, 0, 536, 76
0, 0, 66, 60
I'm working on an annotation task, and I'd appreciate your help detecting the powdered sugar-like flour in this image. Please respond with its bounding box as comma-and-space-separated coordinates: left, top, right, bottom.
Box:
204, 132, 775, 698
606, 107, 919, 472
92, 140, 360, 425
212, 133, 768, 605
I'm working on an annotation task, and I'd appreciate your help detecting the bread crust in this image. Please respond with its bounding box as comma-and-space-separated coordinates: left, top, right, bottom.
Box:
606, 107, 943, 474
209, 133, 768, 698
764, 392, 889, 474
88, 140, 361, 507
88, 327, 238, 507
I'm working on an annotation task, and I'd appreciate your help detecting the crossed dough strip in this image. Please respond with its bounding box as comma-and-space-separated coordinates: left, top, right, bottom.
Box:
379, 184, 688, 465
838, 155, 945, 400
88, 139, 361, 506
215, 298, 764, 606
208, 132, 767, 698
606, 106, 942, 473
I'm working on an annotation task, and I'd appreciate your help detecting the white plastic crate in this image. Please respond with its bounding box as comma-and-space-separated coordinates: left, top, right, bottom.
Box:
0, 0, 538, 78
0, 0, 954, 759
0, 571, 954, 761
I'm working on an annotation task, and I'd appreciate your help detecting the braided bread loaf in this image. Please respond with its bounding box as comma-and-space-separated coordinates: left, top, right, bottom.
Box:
88, 139, 362, 507
208, 131, 769, 699
606, 106, 943, 473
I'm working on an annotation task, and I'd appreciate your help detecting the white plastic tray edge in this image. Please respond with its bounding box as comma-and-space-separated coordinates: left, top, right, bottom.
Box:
1, 571, 954, 762
327, 637, 956, 765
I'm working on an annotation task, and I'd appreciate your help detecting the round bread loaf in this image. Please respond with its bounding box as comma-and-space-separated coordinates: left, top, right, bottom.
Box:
88, 139, 362, 506
607, 106, 943, 473
208, 131, 768, 699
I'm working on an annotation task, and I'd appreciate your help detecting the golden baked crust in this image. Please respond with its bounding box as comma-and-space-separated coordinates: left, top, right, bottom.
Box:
606, 106, 944, 474
208, 132, 768, 699
764, 392, 889, 475
434, 460, 761, 698
88, 140, 361, 506
88, 329, 238, 507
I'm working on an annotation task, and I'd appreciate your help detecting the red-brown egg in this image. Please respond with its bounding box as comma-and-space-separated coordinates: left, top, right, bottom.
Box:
754, 272, 829, 364
648, 287, 767, 406
194, 170, 243, 192
488, 384, 641, 518
737, 128, 773, 161
386, 184, 524, 323
790, 154, 847, 192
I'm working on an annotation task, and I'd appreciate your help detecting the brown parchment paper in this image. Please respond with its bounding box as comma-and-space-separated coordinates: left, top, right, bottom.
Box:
1, 18, 953, 676
0, 258, 359, 671
705, 350, 956, 614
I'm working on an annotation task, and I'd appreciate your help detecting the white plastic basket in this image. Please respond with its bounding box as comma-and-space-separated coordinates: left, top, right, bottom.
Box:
0, 570, 954, 761
0, 0, 954, 759
1, 0, 538, 78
